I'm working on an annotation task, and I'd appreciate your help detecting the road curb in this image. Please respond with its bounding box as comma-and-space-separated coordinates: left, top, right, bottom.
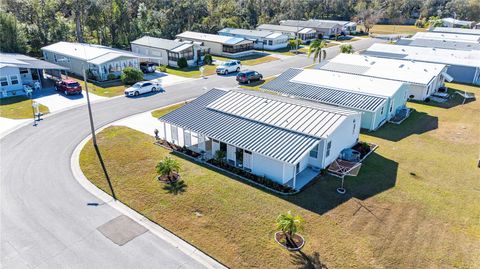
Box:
70, 104, 227, 269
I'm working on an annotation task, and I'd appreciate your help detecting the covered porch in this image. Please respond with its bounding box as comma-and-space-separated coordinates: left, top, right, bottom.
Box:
284, 167, 320, 190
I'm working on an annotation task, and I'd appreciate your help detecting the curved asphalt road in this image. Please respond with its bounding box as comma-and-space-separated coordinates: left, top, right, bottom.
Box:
1, 38, 381, 269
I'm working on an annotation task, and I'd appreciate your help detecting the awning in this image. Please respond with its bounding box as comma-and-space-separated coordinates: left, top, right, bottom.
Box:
442, 71, 454, 82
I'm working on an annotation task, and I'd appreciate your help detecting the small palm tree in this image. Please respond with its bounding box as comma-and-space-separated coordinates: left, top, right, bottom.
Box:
276, 211, 304, 247
308, 39, 327, 63
156, 156, 180, 182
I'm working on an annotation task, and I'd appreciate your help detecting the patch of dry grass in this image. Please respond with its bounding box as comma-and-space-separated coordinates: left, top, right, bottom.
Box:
0, 96, 49, 119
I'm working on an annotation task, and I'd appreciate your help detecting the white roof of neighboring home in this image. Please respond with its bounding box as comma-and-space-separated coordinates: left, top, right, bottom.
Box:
218, 28, 287, 39
298, 27, 316, 34
431, 27, 480, 36
442, 17, 474, 26
290, 69, 405, 98
364, 43, 480, 68
411, 32, 480, 43
176, 31, 251, 45
256, 24, 315, 34
320, 54, 447, 85
41, 41, 140, 65
0, 53, 68, 70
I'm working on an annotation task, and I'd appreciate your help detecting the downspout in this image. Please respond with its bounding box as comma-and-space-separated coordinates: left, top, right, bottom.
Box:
293, 164, 297, 189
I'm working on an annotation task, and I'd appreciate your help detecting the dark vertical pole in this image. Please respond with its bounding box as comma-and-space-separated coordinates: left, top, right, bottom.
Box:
83, 68, 116, 200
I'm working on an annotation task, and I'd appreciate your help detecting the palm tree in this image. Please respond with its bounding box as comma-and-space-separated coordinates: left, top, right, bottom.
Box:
308, 39, 327, 63
276, 211, 304, 247
156, 156, 180, 182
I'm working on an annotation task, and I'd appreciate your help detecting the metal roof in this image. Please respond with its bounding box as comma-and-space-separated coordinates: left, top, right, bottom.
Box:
411, 32, 480, 43
0, 53, 68, 70
261, 68, 387, 112
364, 43, 480, 68
280, 20, 341, 29
256, 24, 313, 34
41, 42, 139, 65
219, 28, 273, 38
431, 27, 480, 36
317, 53, 447, 85
159, 89, 324, 164
131, 36, 190, 51
396, 38, 480, 51
207, 90, 355, 139
176, 31, 252, 45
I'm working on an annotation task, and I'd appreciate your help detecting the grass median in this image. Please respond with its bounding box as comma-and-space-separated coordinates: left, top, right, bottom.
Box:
80, 83, 480, 269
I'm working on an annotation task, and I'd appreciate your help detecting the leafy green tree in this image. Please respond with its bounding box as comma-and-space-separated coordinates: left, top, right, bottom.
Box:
340, 44, 354, 54
276, 211, 304, 246
427, 16, 443, 27
203, 54, 213, 65
288, 39, 302, 50
156, 157, 181, 182
308, 39, 327, 63
0, 12, 28, 53
120, 67, 143, 85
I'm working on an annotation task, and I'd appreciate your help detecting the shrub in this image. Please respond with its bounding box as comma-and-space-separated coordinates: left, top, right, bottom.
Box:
177, 57, 188, 68
107, 73, 117, 80
120, 67, 143, 85
415, 18, 427, 28
157, 65, 167, 72
340, 44, 353, 54
203, 54, 213, 65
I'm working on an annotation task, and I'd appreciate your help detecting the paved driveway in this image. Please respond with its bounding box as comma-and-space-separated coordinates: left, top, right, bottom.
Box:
33, 87, 106, 112
1, 38, 384, 268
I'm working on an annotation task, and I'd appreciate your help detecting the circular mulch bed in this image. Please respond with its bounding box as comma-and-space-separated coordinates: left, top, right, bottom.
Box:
156, 173, 180, 183
274, 231, 305, 251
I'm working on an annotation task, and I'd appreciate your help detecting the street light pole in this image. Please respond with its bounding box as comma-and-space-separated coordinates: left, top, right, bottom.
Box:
83, 68, 97, 146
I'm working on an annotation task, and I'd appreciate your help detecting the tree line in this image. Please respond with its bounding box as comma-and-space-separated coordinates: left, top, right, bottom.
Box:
1, 0, 479, 56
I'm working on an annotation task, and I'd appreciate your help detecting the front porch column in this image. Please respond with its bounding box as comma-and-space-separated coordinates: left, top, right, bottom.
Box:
293, 164, 297, 189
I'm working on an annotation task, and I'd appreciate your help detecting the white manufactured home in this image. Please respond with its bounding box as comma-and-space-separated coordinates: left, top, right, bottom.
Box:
158, 89, 361, 190
317, 54, 451, 101
0, 53, 68, 98
42, 42, 141, 81
131, 36, 210, 67
261, 68, 409, 131
410, 32, 480, 43
256, 24, 317, 42
176, 31, 254, 58
430, 27, 480, 36
218, 28, 289, 50
363, 43, 480, 85
441, 18, 475, 29
279, 20, 342, 38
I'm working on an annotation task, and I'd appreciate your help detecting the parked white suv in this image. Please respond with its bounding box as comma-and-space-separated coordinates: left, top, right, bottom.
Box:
216, 60, 241, 75
124, 81, 162, 96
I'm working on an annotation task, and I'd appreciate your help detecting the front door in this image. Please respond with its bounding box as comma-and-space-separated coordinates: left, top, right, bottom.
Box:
243, 150, 252, 171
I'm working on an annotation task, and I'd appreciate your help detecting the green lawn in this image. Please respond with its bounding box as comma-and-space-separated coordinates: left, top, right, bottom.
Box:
70, 77, 127, 97
214, 54, 279, 66
239, 77, 275, 91
164, 65, 217, 78
358, 24, 427, 35
0, 96, 49, 119
151, 103, 186, 118
80, 83, 480, 269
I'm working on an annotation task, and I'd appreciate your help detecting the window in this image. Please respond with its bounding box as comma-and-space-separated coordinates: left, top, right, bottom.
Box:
19, 68, 29, 74
10, 75, 19, 85
309, 145, 318, 158
295, 162, 300, 174
171, 126, 178, 142
353, 119, 356, 134
184, 130, 191, 146
220, 142, 227, 152
380, 106, 384, 115
0, 77, 8, 86
326, 141, 332, 157
268, 40, 273, 45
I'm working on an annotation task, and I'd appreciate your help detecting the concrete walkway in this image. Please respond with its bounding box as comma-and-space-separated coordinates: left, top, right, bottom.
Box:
112, 111, 163, 136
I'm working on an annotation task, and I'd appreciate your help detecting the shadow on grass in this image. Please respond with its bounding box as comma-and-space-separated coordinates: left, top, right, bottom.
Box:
170, 151, 398, 215
290, 251, 328, 269
363, 110, 438, 142
163, 180, 187, 195
409, 89, 475, 109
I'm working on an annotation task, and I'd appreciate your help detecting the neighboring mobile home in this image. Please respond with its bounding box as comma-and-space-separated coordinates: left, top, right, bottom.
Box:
131, 36, 209, 67
309, 19, 357, 35
441, 18, 475, 28
42, 42, 141, 81
176, 31, 254, 58
430, 27, 480, 36
363, 43, 480, 85
256, 24, 317, 42
279, 20, 342, 38
218, 28, 289, 50
158, 88, 361, 190
410, 32, 480, 43
0, 53, 68, 98
261, 68, 409, 131
396, 38, 480, 51
317, 54, 451, 101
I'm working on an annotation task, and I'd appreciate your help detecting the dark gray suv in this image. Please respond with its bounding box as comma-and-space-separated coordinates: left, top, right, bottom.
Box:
236, 70, 263, 84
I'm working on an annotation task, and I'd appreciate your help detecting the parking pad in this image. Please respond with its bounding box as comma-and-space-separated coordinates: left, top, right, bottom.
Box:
97, 215, 147, 246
